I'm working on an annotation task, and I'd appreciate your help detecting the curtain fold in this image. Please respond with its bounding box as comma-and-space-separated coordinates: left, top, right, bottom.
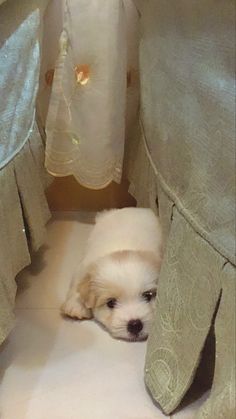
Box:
126, 0, 235, 417
0, 122, 51, 346
0, 0, 51, 346
45, 0, 139, 189
0, 1, 40, 169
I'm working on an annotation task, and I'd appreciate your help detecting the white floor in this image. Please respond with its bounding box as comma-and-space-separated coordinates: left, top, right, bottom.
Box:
0, 213, 208, 419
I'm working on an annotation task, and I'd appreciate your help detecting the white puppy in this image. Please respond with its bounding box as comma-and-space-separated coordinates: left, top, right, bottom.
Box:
62, 207, 162, 341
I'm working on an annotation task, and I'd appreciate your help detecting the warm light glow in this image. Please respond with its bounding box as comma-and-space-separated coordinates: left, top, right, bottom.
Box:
74, 64, 90, 85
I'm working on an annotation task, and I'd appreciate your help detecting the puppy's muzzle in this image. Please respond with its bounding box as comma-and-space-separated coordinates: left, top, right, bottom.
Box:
127, 319, 143, 336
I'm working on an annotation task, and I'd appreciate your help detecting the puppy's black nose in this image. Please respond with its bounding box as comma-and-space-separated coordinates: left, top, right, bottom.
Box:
127, 319, 143, 335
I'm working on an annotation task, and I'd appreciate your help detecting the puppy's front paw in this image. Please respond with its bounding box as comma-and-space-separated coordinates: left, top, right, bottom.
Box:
61, 296, 92, 320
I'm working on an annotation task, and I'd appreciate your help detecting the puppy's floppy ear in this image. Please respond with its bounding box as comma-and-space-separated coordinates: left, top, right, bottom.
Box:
78, 271, 96, 309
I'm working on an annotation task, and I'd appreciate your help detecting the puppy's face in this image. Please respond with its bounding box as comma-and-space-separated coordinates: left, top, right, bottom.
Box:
79, 251, 160, 341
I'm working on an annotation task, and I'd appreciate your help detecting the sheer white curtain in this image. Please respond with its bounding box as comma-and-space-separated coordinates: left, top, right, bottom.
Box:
44, 0, 139, 189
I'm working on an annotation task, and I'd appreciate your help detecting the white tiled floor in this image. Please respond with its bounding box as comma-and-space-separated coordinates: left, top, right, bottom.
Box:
0, 213, 208, 419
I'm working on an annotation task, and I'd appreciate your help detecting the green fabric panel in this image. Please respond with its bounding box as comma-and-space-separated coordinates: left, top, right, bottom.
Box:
0, 125, 51, 346
195, 264, 236, 419
126, 122, 159, 214
145, 208, 222, 414
136, 0, 235, 265
14, 128, 51, 254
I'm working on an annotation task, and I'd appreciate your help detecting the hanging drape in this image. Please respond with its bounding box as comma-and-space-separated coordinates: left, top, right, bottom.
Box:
125, 1, 235, 418
44, 0, 139, 189
0, 0, 51, 345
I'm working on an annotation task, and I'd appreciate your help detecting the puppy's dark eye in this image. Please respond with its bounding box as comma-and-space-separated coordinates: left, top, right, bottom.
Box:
106, 298, 117, 309
142, 290, 157, 302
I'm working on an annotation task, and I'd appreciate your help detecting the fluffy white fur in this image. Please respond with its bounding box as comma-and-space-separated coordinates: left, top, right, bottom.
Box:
62, 207, 162, 341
